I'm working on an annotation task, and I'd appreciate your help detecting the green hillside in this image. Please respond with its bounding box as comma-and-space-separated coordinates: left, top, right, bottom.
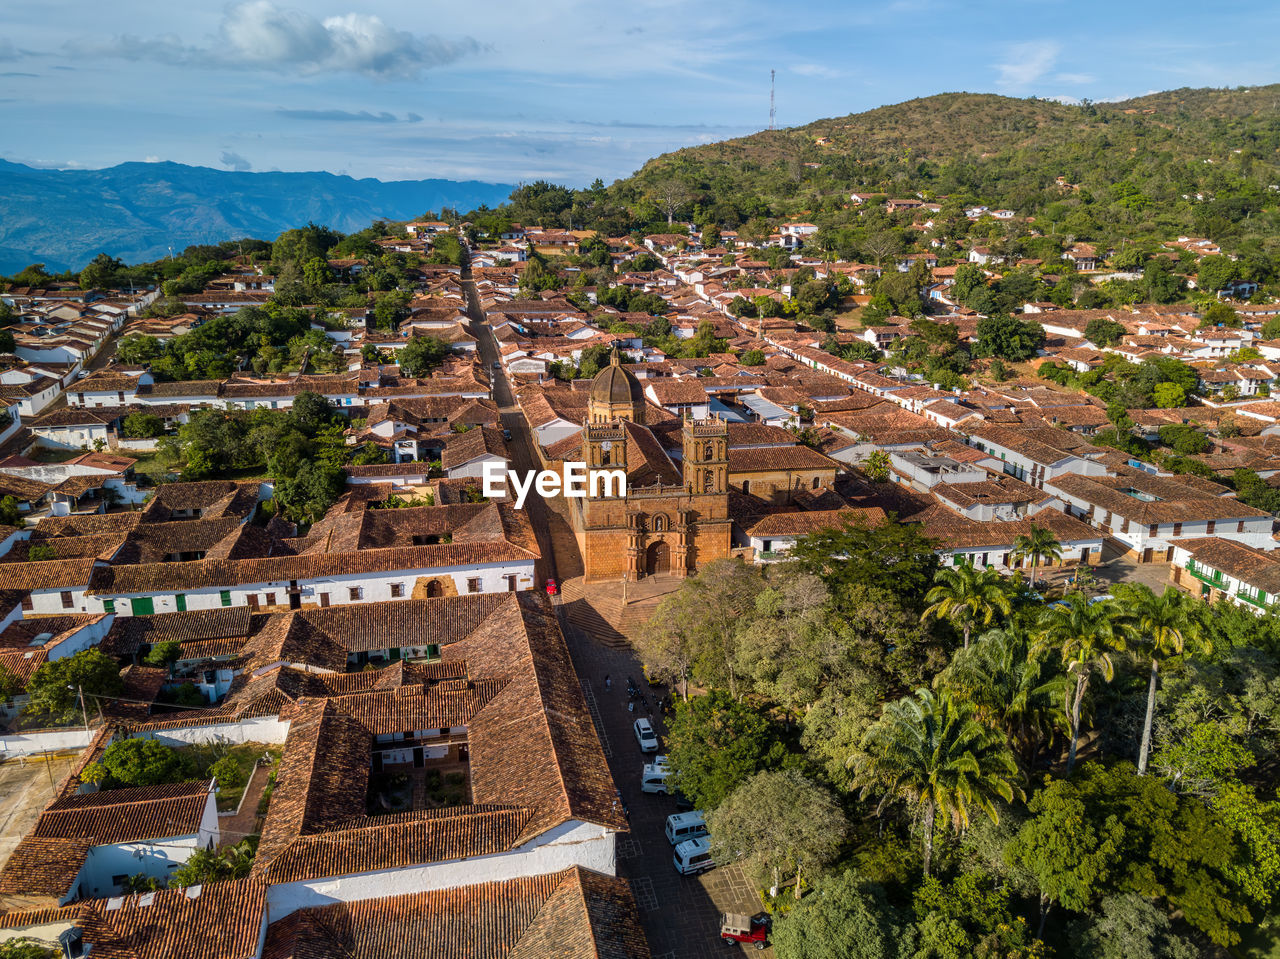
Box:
593, 86, 1280, 265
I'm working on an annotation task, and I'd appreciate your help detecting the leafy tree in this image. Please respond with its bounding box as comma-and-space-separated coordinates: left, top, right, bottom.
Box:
1035, 594, 1125, 774
26, 649, 122, 724
1200, 301, 1240, 328
789, 514, 938, 612
707, 769, 847, 894
273, 460, 345, 525
771, 871, 913, 959
399, 336, 448, 377
25, 544, 55, 561
923, 565, 1012, 649
1084, 318, 1126, 347
637, 559, 762, 697
1009, 526, 1062, 587
143, 640, 182, 676
99, 737, 191, 788
209, 754, 247, 789
666, 690, 784, 811
116, 334, 166, 365
1010, 761, 1251, 946
975, 314, 1046, 362
851, 688, 1020, 876
1066, 893, 1199, 959
740, 349, 766, 366
952, 263, 987, 303
1151, 382, 1186, 409
1196, 255, 1239, 293
912, 870, 1042, 958
121, 411, 164, 439
0, 496, 22, 528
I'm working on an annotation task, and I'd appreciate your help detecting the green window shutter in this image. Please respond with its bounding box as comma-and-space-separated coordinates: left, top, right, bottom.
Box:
389, 647, 401, 660
426, 644, 440, 660
175, 594, 187, 612
131, 596, 155, 616
220, 590, 232, 607
103, 599, 115, 614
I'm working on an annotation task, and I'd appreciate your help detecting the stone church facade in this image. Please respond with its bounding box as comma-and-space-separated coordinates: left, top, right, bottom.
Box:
564, 351, 733, 583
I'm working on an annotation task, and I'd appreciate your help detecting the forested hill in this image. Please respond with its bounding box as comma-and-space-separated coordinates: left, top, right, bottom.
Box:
610, 86, 1280, 240
0, 160, 513, 274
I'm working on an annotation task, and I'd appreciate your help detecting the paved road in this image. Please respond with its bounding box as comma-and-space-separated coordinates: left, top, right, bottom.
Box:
459, 247, 768, 957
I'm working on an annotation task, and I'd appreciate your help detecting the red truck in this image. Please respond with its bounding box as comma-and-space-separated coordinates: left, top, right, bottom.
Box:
720, 912, 771, 949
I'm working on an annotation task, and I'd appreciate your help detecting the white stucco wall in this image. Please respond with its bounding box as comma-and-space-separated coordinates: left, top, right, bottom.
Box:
265, 820, 616, 921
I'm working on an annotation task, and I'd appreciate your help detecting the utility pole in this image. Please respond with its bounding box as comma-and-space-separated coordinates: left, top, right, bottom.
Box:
769, 69, 776, 131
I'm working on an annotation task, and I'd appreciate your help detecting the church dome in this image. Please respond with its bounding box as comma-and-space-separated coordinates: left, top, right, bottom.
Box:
589, 349, 643, 408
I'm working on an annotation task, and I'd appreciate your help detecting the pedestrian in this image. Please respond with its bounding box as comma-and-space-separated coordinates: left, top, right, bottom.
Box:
604, 674, 612, 691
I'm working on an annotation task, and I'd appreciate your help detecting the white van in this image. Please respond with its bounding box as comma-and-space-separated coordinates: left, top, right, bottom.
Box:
665, 810, 708, 845
673, 836, 714, 876
641, 764, 672, 794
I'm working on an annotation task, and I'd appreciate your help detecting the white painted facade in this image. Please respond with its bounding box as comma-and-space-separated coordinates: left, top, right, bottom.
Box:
265, 820, 616, 920
92, 558, 537, 617
73, 790, 219, 900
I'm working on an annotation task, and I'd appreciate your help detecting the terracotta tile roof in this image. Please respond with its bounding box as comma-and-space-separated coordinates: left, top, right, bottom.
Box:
261, 866, 648, 959
251, 593, 624, 886
79, 878, 266, 959
727, 445, 840, 473
0, 835, 93, 898
1174, 537, 1280, 592
746, 506, 887, 537
0, 557, 99, 592
87, 541, 535, 595
101, 606, 254, 657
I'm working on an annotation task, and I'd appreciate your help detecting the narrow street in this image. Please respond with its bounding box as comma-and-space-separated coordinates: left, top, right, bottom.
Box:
460, 250, 769, 958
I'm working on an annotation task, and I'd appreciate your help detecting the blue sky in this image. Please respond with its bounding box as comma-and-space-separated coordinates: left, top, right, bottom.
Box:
1, 0, 1277, 187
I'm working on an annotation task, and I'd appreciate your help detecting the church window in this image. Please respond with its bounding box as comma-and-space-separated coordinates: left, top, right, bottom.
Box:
703, 441, 714, 459
703, 469, 715, 492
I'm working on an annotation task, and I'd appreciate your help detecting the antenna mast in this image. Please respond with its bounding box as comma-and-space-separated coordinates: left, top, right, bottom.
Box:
769, 69, 776, 130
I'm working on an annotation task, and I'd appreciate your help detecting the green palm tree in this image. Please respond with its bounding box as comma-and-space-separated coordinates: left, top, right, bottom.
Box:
1035, 593, 1125, 774
850, 687, 1022, 877
1119, 584, 1206, 775
923, 565, 1013, 649
935, 626, 1069, 778
1011, 525, 1063, 586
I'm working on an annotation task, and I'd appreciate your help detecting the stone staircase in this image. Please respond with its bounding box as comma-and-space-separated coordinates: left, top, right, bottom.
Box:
558, 576, 680, 650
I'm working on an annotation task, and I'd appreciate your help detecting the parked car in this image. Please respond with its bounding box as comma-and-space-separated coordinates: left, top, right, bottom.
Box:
502, 428, 512, 441
640, 763, 672, 794
665, 810, 707, 845
720, 912, 771, 949
642, 665, 663, 687
545, 579, 558, 596
673, 836, 714, 876
633, 717, 659, 753
651, 754, 670, 768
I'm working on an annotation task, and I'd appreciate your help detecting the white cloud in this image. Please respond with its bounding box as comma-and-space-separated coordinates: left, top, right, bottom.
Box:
995, 40, 1060, 91
791, 63, 842, 79
66, 2, 481, 80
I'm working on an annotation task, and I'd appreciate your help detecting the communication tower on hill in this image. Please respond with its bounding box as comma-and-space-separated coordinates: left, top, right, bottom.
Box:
769, 69, 776, 130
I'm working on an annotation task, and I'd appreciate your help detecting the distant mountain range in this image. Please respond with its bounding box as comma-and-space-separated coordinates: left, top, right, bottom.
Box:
0, 160, 514, 274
